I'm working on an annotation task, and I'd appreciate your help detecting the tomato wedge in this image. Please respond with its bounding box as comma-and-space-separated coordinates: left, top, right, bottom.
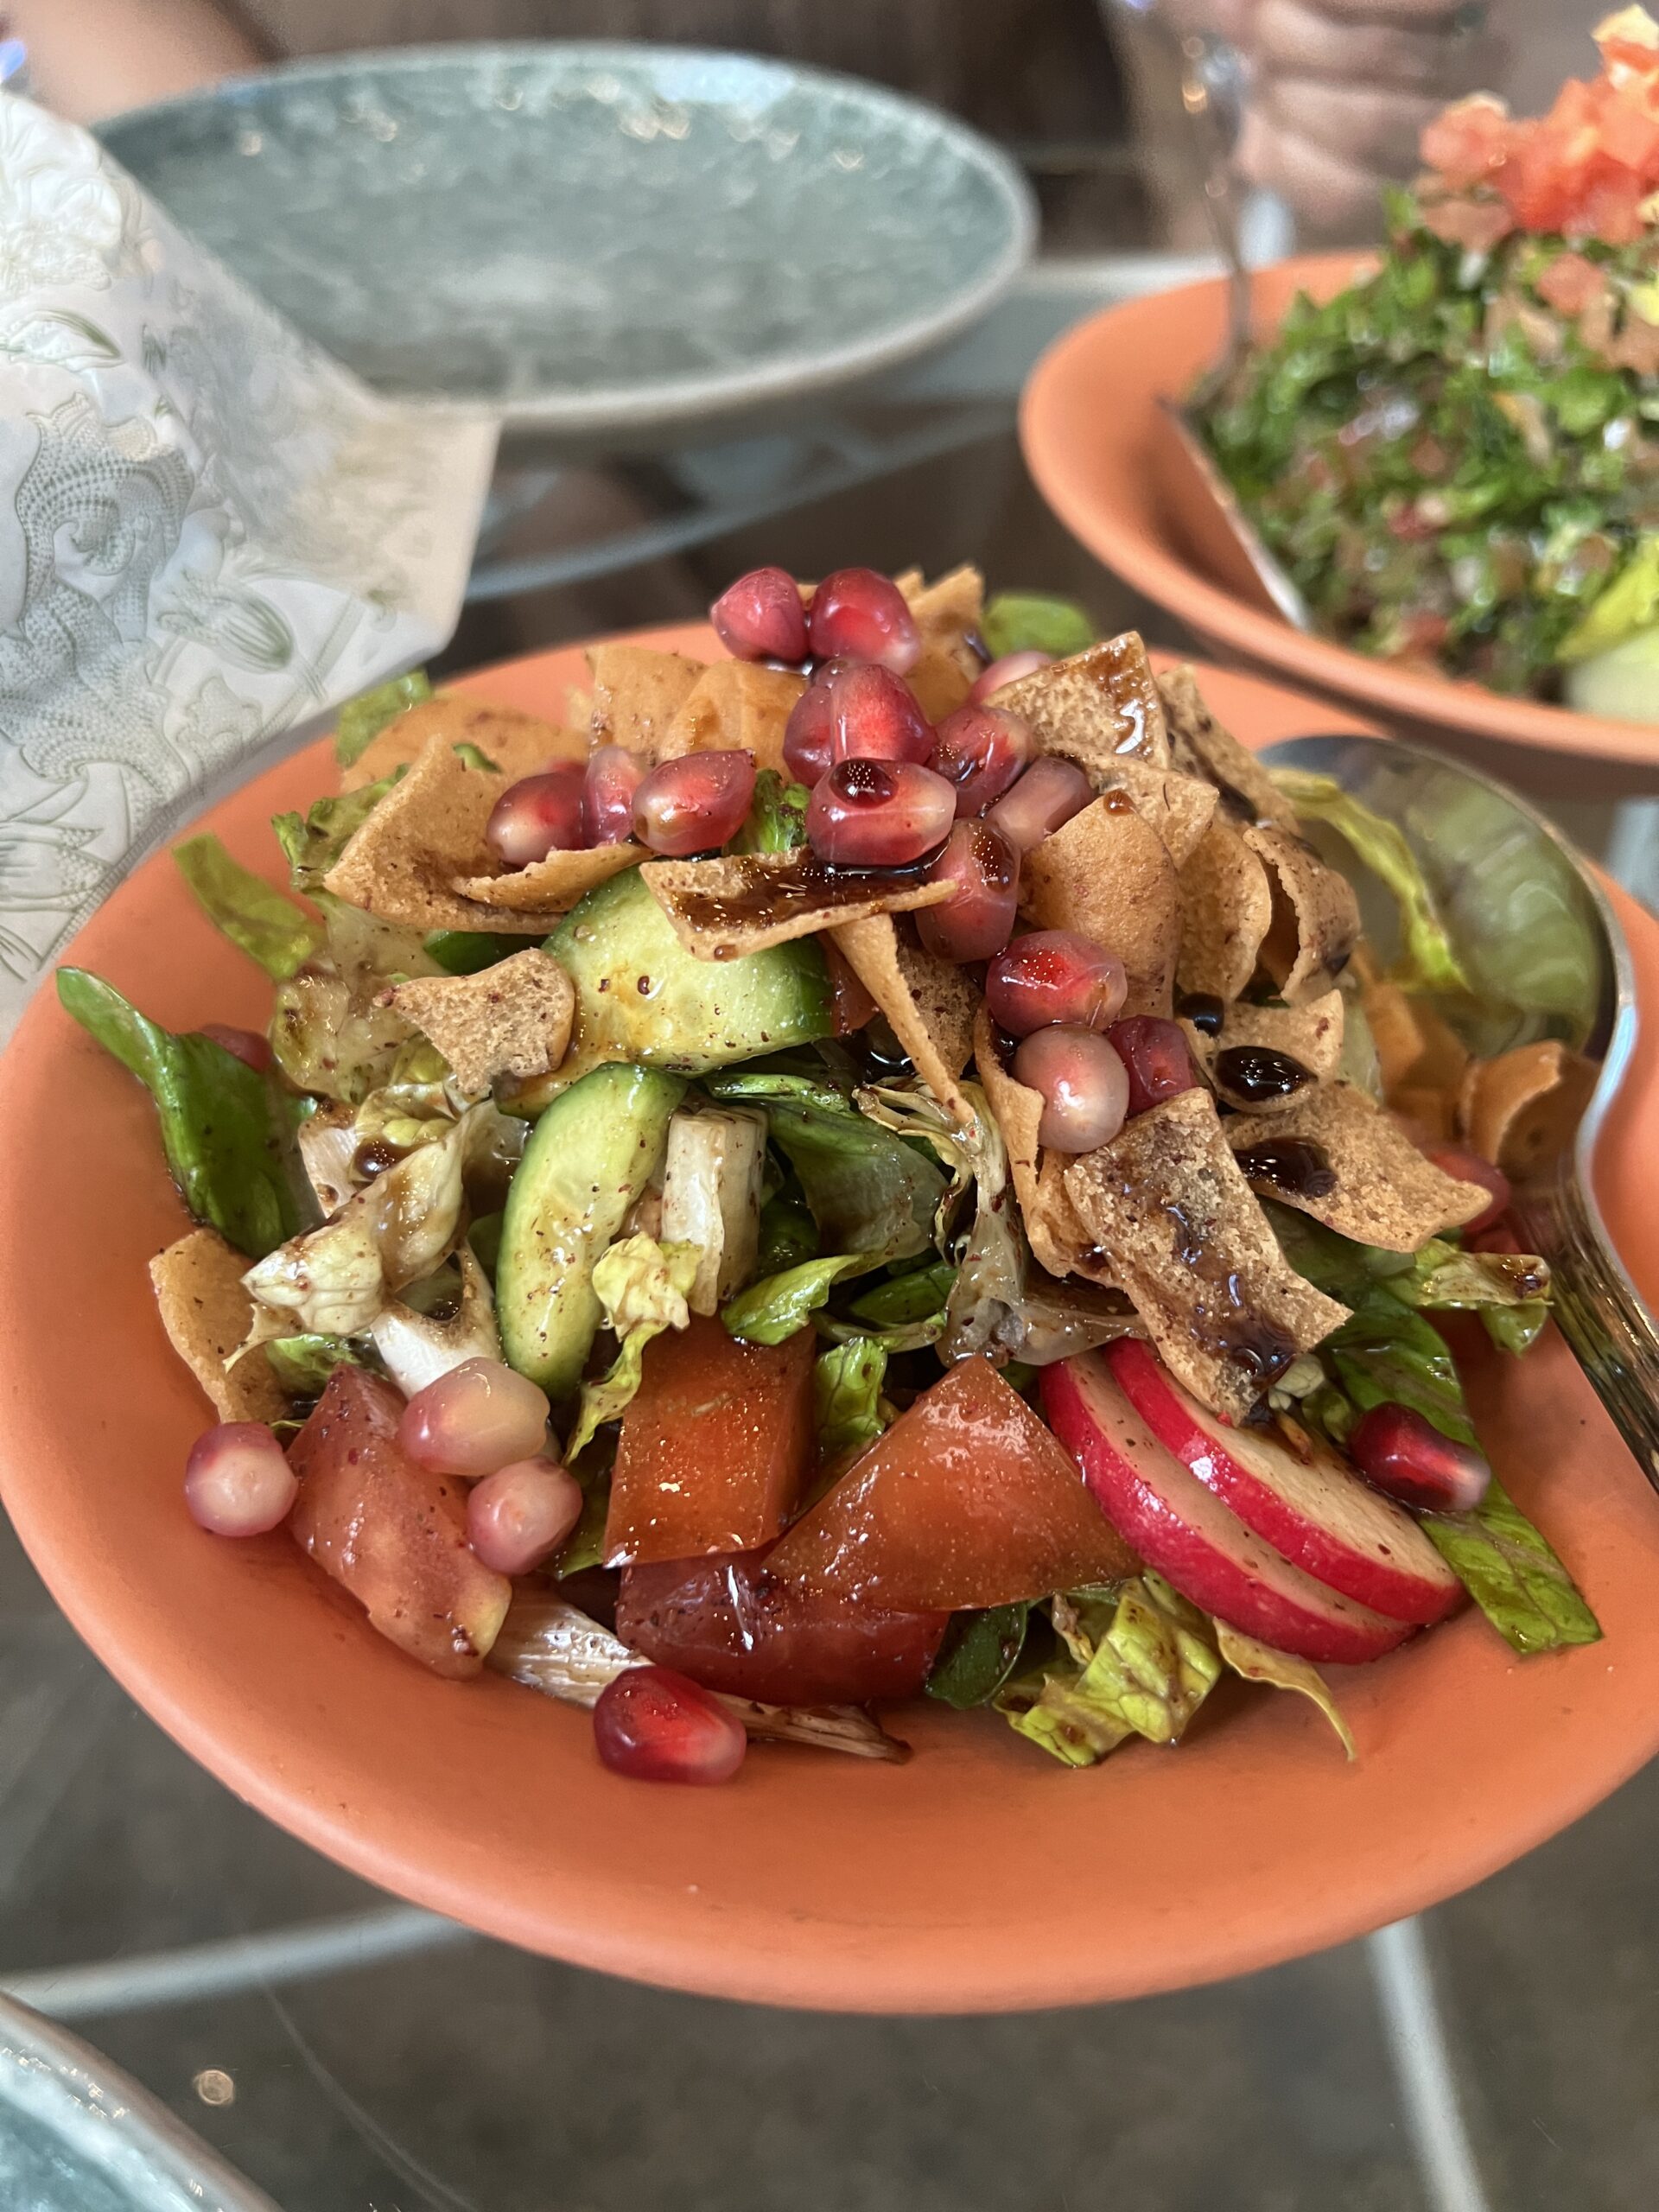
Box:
766, 1356, 1136, 1611
603, 1315, 816, 1567
289, 1368, 512, 1679
617, 1549, 946, 1705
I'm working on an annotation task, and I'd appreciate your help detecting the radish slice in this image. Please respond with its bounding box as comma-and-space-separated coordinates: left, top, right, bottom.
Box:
1041, 1355, 1415, 1665
1105, 1340, 1463, 1626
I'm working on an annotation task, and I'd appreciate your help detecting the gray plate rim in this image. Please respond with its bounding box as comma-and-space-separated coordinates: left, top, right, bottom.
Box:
97, 41, 1039, 431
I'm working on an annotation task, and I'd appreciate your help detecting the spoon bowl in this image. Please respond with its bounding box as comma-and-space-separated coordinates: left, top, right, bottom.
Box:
1264, 730, 1659, 1481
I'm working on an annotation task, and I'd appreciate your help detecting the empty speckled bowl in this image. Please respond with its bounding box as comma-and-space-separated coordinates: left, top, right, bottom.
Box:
0, 1994, 277, 2212
97, 44, 1036, 434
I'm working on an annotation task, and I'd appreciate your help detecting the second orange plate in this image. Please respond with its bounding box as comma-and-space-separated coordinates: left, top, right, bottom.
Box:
2, 632, 1657, 2012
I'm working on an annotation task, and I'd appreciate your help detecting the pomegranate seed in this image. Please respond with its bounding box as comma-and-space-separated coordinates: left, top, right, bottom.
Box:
929, 703, 1033, 816
582, 745, 644, 846
710, 565, 807, 663
1108, 1016, 1197, 1117
1011, 1025, 1130, 1153
806, 758, 957, 870
985, 756, 1093, 854
807, 568, 920, 674
197, 1023, 273, 1073
399, 1357, 550, 1478
487, 767, 588, 868
915, 821, 1019, 963
1349, 1403, 1492, 1515
984, 930, 1127, 1036
632, 750, 757, 856
184, 1422, 297, 1536
969, 649, 1052, 703
781, 658, 850, 786
1426, 1145, 1511, 1233
593, 1665, 747, 1785
826, 663, 933, 767
467, 1456, 584, 1575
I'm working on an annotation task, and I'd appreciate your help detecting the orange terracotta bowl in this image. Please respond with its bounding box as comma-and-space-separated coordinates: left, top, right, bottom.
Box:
1020, 253, 1659, 796
3, 632, 1659, 2013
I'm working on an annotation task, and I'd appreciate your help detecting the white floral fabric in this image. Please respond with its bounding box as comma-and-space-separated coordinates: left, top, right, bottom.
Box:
0, 99, 497, 1027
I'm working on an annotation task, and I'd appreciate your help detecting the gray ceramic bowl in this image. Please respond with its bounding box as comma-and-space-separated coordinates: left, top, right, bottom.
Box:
98, 44, 1036, 435
0, 1993, 276, 2212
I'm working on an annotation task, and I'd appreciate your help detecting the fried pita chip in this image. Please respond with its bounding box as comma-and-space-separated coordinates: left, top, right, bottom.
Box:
1064, 1088, 1349, 1421
1100, 760, 1218, 867
1246, 823, 1362, 1003
1182, 989, 1344, 1112
1458, 1040, 1597, 1182
640, 851, 953, 962
900, 564, 984, 721
834, 914, 977, 1119
341, 698, 582, 794
992, 632, 1171, 773
150, 1228, 289, 1422
1157, 664, 1298, 829
1390, 1086, 1457, 1143
386, 949, 575, 1096
454, 842, 642, 915
1225, 1081, 1489, 1249
588, 643, 707, 758
1020, 795, 1181, 1017
1176, 817, 1275, 1002
657, 660, 805, 778
975, 1008, 1117, 1286
1363, 977, 1469, 1109
325, 738, 573, 932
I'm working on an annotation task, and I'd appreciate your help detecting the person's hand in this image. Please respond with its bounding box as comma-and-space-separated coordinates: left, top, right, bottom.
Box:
1186, 0, 1507, 238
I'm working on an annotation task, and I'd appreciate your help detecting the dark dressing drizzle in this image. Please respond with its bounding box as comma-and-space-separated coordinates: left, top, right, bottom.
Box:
1160, 1196, 1298, 1385
1233, 1138, 1338, 1200
1176, 991, 1225, 1037
1215, 1045, 1316, 1103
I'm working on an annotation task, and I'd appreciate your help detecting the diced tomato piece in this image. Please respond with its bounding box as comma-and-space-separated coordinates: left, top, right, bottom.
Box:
1418, 193, 1515, 252
1421, 93, 1510, 188
1594, 83, 1659, 174
1535, 249, 1611, 314
617, 1548, 947, 1704
1576, 160, 1649, 241
289, 1369, 512, 1679
766, 1357, 1137, 1611
603, 1316, 816, 1567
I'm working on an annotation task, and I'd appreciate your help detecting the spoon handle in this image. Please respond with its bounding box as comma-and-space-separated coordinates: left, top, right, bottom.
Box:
1515, 1172, 1659, 1488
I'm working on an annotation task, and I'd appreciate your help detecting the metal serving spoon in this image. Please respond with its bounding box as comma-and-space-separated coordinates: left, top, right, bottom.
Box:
1152, 31, 1313, 631
1262, 729, 1659, 1483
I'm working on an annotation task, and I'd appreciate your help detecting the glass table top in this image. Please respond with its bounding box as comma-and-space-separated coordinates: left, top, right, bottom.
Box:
5, 259, 1658, 2212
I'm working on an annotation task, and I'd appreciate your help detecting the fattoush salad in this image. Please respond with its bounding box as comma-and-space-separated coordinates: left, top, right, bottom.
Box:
62, 563, 1600, 1784
1204, 10, 1659, 721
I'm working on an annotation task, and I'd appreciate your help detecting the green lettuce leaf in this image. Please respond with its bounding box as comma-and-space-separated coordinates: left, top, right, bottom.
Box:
273, 775, 401, 896
763, 1096, 945, 1263
452, 741, 499, 773
721, 1254, 865, 1345
814, 1338, 889, 1474
1421, 1478, 1601, 1656
982, 592, 1096, 660
58, 969, 301, 1258
334, 670, 431, 767
270, 900, 442, 1105
265, 1333, 365, 1396
565, 1234, 700, 1458
1271, 770, 1471, 995
925, 1603, 1030, 1709
1481, 1301, 1550, 1355
174, 836, 322, 980
997, 1578, 1221, 1767
734, 769, 810, 855
756, 1185, 819, 1273
555, 1479, 610, 1577
1558, 535, 1659, 661
1215, 1621, 1355, 1758
847, 1261, 957, 1328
